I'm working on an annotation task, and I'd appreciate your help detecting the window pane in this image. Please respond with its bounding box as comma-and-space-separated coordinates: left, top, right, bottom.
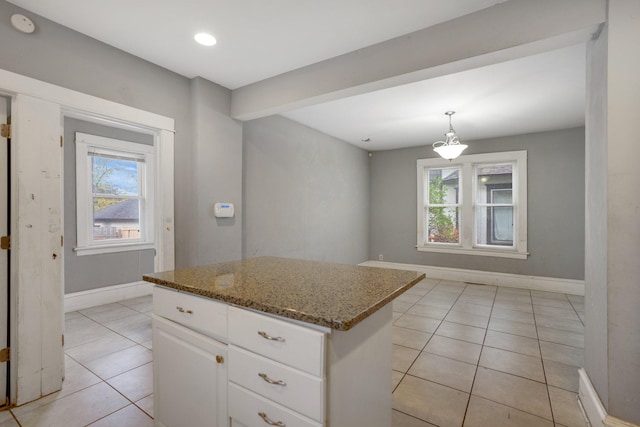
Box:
93, 198, 140, 241
426, 207, 460, 244
428, 167, 460, 204
475, 164, 512, 203
92, 156, 140, 196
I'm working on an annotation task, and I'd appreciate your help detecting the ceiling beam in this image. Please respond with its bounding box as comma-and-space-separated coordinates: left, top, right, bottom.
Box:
230, 0, 605, 121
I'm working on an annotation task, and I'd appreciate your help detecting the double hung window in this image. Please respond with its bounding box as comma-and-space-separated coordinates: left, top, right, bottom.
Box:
75, 132, 155, 255
417, 151, 527, 259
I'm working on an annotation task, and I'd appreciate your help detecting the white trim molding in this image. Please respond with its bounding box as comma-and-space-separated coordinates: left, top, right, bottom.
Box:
578, 369, 640, 427
64, 281, 153, 313
360, 260, 584, 295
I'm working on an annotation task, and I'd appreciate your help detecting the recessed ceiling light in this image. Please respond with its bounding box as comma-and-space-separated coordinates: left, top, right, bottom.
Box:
194, 33, 216, 47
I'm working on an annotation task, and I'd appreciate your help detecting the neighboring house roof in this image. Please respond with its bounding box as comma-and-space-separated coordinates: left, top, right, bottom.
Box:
94, 199, 139, 221
441, 165, 512, 183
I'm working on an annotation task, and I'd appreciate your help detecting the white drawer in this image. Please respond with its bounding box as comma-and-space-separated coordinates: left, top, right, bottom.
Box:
228, 306, 325, 376
229, 383, 322, 427
153, 286, 228, 341
229, 345, 324, 423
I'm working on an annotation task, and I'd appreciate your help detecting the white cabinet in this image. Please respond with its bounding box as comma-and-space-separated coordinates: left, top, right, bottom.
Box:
153, 287, 229, 427
153, 286, 393, 427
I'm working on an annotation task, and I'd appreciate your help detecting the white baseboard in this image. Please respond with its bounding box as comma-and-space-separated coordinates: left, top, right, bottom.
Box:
579, 368, 607, 427
359, 260, 584, 295
64, 281, 153, 313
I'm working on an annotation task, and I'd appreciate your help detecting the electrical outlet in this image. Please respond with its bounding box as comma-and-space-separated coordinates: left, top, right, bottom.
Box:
378, 254, 384, 261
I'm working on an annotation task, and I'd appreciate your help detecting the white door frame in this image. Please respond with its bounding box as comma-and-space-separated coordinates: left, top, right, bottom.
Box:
0, 68, 175, 405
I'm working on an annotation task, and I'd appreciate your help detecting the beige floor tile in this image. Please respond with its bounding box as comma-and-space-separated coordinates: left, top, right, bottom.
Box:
424, 335, 482, 365
394, 301, 414, 313
141, 340, 153, 350
393, 327, 432, 350
121, 296, 153, 314
548, 386, 588, 427
84, 345, 153, 380
396, 293, 424, 304
135, 395, 154, 418
88, 404, 154, 427
433, 282, 466, 294
479, 347, 545, 383
393, 376, 469, 427
392, 371, 404, 391
392, 410, 437, 427
451, 302, 492, 316
80, 304, 140, 324
464, 396, 554, 427
394, 314, 441, 333
64, 321, 114, 349
462, 284, 497, 294
14, 382, 129, 427
491, 307, 536, 325
412, 280, 438, 292
107, 362, 154, 402
119, 323, 153, 344
533, 306, 581, 321
531, 296, 573, 309
489, 318, 538, 339
531, 291, 568, 300
472, 367, 552, 420
540, 342, 584, 368
393, 312, 403, 322
484, 330, 541, 358
495, 294, 533, 304
406, 304, 450, 320
534, 315, 584, 334
104, 313, 151, 335
65, 314, 101, 332
456, 295, 494, 307
392, 345, 421, 372
497, 287, 531, 295
543, 360, 580, 393
567, 295, 584, 304
0, 417, 19, 427
0, 411, 13, 423
403, 287, 430, 297
444, 310, 490, 328
65, 332, 137, 364
537, 326, 584, 348
493, 300, 534, 313
408, 353, 477, 392
436, 321, 486, 344
416, 295, 456, 309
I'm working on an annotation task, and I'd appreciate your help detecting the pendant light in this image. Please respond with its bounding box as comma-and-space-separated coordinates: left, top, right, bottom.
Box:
432, 111, 468, 160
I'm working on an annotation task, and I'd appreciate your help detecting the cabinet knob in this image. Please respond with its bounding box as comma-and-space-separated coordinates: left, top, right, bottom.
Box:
216, 355, 224, 364
258, 412, 285, 426
176, 306, 193, 314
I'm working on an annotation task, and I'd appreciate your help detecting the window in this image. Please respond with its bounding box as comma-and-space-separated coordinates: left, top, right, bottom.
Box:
75, 132, 155, 255
417, 151, 527, 259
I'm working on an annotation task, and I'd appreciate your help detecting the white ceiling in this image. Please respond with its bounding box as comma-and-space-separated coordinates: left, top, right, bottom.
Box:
7, 0, 586, 151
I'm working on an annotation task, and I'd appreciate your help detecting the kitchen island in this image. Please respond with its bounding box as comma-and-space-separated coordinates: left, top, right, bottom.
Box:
144, 256, 424, 427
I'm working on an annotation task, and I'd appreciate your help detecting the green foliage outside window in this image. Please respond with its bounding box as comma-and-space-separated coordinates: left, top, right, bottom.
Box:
428, 176, 459, 243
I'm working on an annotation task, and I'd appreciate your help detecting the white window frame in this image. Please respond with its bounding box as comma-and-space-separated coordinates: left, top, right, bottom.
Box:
75, 132, 156, 255
417, 150, 528, 259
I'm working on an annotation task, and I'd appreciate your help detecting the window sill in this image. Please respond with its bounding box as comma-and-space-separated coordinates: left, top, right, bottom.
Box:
74, 242, 155, 256
416, 245, 528, 259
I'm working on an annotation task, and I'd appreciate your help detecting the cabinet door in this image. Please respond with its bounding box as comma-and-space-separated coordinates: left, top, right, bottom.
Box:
153, 315, 228, 427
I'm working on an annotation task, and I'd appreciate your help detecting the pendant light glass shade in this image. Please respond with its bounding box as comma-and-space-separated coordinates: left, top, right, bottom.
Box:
433, 111, 467, 160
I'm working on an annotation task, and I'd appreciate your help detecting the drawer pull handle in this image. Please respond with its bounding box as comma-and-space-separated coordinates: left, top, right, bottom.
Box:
258, 372, 286, 386
176, 306, 193, 314
257, 331, 285, 342
258, 412, 285, 426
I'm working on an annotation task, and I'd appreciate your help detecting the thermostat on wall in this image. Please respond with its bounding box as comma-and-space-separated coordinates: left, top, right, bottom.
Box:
214, 203, 234, 218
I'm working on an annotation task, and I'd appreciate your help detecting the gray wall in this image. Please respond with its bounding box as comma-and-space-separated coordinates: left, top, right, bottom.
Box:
584, 26, 608, 409
584, 1, 640, 422
370, 127, 585, 280
190, 77, 243, 265
63, 118, 155, 293
243, 115, 369, 265
0, 0, 245, 271
0, 0, 195, 268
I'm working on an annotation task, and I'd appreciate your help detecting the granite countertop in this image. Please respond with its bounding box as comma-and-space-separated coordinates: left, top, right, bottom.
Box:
143, 256, 425, 331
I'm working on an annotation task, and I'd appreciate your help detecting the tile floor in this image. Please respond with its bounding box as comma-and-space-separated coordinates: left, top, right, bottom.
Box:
0, 295, 154, 427
391, 278, 587, 427
0, 278, 588, 427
